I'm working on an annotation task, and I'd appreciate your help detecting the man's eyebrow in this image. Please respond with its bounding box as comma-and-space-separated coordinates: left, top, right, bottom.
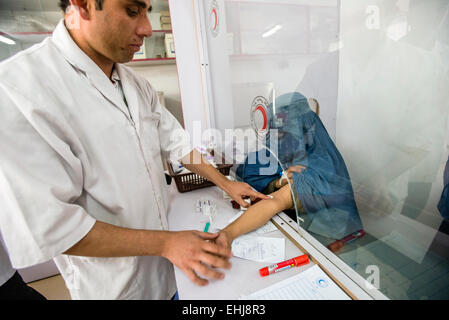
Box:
130, 0, 152, 12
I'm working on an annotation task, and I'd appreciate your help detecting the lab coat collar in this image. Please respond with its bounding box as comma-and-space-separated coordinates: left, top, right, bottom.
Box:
116, 64, 141, 133
111, 66, 121, 85
51, 19, 132, 121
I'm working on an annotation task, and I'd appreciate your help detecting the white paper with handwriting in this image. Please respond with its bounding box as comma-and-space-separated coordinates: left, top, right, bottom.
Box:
231, 236, 285, 263
218, 211, 278, 235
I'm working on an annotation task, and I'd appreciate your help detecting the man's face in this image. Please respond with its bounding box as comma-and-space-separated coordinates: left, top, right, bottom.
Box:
85, 0, 153, 63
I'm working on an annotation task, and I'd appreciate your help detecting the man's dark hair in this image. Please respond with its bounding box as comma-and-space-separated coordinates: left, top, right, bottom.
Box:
58, 0, 104, 12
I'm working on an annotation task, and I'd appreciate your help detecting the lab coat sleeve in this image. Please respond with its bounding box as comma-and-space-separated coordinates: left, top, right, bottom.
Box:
0, 83, 96, 269
149, 86, 193, 163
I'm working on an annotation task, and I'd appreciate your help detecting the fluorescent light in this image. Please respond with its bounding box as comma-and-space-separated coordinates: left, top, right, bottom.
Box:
386, 15, 410, 42
328, 40, 344, 52
262, 25, 282, 38
0, 35, 16, 45
387, 20, 409, 42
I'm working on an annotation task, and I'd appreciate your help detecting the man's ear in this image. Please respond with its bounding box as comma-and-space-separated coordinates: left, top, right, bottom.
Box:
69, 0, 91, 20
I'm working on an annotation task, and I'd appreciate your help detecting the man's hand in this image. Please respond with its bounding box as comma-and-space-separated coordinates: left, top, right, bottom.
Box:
181, 149, 270, 208
214, 230, 233, 253
162, 230, 233, 286
223, 181, 270, 208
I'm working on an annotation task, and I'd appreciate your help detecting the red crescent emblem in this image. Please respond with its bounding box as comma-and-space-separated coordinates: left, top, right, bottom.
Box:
212, 8, 218, 30
255, 105, 268, 130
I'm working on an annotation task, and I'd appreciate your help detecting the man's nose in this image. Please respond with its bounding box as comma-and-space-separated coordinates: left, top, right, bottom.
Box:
137, 14, 152, 38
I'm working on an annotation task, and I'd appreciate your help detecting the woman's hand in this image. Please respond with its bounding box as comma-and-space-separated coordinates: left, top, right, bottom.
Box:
275, 165, 306, 188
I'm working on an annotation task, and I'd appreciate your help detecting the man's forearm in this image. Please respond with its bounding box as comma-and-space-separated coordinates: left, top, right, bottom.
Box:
64, 220, 171, 258
181, 149, 270, 209
181, 149, 230, 191
64, 220, 233, 286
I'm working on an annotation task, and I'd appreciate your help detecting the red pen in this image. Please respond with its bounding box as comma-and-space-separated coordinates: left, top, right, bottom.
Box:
259, 254, 310, 277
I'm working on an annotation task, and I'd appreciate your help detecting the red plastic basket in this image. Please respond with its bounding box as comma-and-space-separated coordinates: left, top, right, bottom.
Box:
167, 158, 233, 193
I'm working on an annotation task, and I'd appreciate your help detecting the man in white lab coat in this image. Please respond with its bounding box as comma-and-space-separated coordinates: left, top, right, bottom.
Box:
0, 0, 268, 299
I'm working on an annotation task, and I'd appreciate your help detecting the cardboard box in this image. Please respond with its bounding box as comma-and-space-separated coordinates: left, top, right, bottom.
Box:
145, 35, 165, 58
160, 10, 170, 17
133, 39, 147, 60
164, 33, 176, 58
160, 16, 171, 24
161, 23, 172, 30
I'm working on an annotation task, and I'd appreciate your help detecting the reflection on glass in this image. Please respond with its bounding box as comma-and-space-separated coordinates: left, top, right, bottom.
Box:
236, 92, 363, 241
438, 157, 449, 221
224, 0, 449, 299
336, 0, 449, 300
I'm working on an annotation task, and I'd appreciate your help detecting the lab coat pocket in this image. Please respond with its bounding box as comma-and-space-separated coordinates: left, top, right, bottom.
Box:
68, 255, 139, 300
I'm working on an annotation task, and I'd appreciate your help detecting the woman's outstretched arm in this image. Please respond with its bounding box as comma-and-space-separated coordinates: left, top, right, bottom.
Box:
216, 184, 294, 250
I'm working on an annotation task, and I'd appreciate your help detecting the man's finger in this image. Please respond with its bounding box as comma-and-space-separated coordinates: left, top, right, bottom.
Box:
195, 231, 220, 240
202, 240, 233, 258
193, 262, 225, 280
184, 267, 209, 286
248, 189, 271, 200
215, 235, 233, 254
200, 252, 232, 269
236, 197, 250, 208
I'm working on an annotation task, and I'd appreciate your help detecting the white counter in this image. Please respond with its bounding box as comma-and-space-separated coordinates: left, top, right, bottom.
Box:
167, 184, 316, 300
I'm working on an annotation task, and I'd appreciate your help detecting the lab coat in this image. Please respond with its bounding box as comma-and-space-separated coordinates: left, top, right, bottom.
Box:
0, 233, 15, 287
0, 20, 192, 299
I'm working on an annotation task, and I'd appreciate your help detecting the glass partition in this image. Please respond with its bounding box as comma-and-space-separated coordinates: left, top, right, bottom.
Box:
222, 0, 449, 300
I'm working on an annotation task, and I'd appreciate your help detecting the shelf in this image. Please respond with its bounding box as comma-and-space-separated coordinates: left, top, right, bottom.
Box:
126, 57, 176, 67
1, 31, 171, 35
0, 30, 172, 47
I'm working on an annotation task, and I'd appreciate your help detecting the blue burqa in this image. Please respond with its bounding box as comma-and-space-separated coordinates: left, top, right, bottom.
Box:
438, 157, 449, 219
236, 92, 363, 239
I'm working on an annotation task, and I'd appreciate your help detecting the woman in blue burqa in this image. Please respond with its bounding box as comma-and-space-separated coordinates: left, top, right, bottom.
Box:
217, 92, 363, 248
